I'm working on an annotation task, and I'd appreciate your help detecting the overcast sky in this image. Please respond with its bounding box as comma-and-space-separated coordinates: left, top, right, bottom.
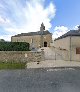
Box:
0, 0, 80, 41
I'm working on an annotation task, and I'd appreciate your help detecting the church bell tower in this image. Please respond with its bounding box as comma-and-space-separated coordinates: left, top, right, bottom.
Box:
40, 22, 45, 47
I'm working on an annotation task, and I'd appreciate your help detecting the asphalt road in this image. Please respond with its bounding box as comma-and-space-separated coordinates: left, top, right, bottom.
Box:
0, 68, 80, 92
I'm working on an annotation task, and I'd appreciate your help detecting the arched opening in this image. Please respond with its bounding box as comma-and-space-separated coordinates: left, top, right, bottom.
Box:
44, 42, 47, 47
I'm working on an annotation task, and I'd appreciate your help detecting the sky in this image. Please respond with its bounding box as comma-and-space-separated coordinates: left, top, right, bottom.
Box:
0, 0, 80, 41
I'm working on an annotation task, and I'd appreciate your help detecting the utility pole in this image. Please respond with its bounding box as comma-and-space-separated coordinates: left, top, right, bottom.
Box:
70, 35, 71, 61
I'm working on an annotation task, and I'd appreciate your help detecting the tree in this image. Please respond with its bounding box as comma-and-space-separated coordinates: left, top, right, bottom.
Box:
0, 39, 5, 42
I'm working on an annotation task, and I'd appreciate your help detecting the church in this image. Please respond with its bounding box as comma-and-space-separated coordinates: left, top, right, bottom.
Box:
11, 23, 52, 49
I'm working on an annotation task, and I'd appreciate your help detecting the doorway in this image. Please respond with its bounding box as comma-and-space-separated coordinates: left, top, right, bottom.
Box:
44, 42, 47, 47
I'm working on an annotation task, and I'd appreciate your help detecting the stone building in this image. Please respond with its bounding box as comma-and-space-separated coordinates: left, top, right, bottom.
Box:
11, 23, 52, 49
54, 26, 80, 61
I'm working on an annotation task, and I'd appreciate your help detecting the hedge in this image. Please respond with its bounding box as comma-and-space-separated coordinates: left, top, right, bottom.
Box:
0, 42, 30, 51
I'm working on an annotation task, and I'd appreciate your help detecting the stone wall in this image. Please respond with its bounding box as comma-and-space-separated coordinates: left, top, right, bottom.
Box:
38, 47, 69, 61
0, 51, 44, 63
54, 37, 70, 50
55, 47, 69, 61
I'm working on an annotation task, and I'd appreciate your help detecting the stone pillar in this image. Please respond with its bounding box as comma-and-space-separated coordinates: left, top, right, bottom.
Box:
41, 48, 45, 61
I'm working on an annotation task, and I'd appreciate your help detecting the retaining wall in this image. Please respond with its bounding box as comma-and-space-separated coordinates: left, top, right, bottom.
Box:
0, 51, 44, 63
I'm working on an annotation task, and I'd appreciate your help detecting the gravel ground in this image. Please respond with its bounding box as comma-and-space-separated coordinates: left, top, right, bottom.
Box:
27, 60, 80, 68
0, 68, 80, 92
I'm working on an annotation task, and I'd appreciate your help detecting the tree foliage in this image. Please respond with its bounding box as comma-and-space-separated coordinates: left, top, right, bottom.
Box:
0, 42, 30, 51
0, 39, 5, 42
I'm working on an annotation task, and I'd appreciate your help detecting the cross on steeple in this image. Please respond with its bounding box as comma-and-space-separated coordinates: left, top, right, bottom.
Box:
41, 22, 45, 30
40, 22, 45, 33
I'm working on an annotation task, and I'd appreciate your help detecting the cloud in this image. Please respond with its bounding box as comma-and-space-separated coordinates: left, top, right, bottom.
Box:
0, 0, 56, 41
0, 35, 12, 41
53, 26, 69, 39
0, 16, 10, 24
73, 25, 79, 30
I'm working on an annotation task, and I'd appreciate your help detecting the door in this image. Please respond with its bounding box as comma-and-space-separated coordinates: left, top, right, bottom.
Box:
44, 42, 47, 47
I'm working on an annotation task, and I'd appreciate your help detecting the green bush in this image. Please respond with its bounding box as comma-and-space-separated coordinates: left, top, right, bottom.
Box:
0, 42, 30, 51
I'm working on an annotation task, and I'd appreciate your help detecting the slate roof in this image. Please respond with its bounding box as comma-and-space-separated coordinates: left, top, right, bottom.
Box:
54, 29, 80, 41
12, 30, 51, 37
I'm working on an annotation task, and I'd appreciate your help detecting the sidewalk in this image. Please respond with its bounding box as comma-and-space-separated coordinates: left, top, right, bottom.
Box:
27, 60, 80, 68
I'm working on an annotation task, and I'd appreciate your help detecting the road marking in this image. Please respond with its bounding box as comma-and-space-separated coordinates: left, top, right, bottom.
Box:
47, 68, 75, 71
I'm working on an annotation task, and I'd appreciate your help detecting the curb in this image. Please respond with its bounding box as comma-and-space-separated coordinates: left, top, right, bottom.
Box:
26, 66, 80, 70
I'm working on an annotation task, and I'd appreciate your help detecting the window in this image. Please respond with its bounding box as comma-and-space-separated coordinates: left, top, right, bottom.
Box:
76, 47, 80, 54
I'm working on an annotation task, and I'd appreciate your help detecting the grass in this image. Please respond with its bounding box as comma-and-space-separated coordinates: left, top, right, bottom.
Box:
0, 62, 26, 69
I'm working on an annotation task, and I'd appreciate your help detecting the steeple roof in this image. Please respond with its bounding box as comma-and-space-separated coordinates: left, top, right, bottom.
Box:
12, 30, 51, 37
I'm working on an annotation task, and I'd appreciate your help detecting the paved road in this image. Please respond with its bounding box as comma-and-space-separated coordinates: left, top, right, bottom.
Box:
0, 68, 80, 92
